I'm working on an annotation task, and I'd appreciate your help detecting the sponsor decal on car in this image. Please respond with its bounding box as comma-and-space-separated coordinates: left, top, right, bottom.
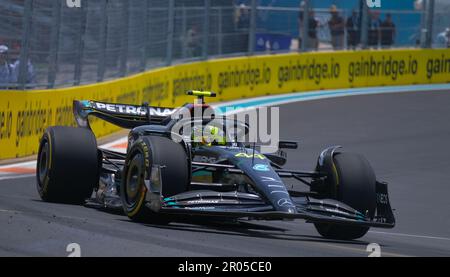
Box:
377, 193, 389, 205
261, 176, 282, 183
92, 102, 176, 117
94, 102, 146, 116
252, 164, 270, 172
149, 107, 177, 117
235, 153, 266, 160
277, 198, 294, 207
185, 206, 216, 210
186, 200, 220, 205
193, 156, 218, 163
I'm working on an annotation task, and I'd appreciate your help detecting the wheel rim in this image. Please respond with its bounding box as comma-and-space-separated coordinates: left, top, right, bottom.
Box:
125, 153, 144, 207
38, 140, 49, 186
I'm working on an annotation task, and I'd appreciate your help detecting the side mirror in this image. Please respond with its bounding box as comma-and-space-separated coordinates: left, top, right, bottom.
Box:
279, 140, 298, 150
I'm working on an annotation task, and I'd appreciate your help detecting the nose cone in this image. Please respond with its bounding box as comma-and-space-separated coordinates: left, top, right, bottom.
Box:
232, 153, 296, 213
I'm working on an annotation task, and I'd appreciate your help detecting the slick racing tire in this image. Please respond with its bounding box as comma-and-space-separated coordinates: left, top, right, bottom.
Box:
314, 152, 377, 240
121, 135, 190, 223
36, 126, 100, 204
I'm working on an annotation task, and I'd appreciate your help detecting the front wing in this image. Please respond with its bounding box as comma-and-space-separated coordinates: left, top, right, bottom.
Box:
147, 182, 395, 229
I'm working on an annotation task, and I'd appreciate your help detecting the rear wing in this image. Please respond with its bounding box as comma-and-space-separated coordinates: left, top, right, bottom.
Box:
73, 100, 177, 129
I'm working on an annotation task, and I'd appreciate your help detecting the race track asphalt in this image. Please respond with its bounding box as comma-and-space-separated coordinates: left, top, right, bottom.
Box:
1, 89, 450, 257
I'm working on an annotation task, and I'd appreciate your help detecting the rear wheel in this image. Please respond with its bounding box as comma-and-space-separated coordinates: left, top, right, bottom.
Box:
313, 152, 376, 240
121, 136, 189, 223
36, 126, 99, 204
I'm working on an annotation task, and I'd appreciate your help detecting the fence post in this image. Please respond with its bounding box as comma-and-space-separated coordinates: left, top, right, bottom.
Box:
419, 0, 427, 48
166, 0, 175, 66
360, 0, 369, 49
424, 0, 435, 48
202, 0, 211, 60
119, 1, 130, 77
343, 9, 348, 50
300, 0, 310, 52
140, 0, 149, 71
181, 5, 187, 59
97, 0, 108, 82
248, 0, 257, 55
218, 7, 223, 55
18, 0, 33, 89
73, 1, 87, 86
47, 0, 62, 89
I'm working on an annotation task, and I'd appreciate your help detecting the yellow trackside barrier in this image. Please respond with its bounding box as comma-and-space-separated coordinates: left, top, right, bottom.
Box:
1, 49, 449, 159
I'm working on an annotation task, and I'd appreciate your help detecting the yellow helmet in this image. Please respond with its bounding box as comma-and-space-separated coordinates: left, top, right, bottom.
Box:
192, 125, 226, 146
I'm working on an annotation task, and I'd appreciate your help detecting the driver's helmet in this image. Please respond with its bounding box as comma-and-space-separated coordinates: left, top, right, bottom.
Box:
191, 124, 227, 147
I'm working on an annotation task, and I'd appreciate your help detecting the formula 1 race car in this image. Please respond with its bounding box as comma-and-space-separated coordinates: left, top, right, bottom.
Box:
36, 91, 395, 240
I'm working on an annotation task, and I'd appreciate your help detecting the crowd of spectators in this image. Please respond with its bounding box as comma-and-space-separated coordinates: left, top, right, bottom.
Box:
298, 5, 397, 51
183, 1, 251, 58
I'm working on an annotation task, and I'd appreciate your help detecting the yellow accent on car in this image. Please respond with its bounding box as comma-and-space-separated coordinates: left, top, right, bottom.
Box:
47, 131, 52, 171
332, 162, 340, 191
235, 153, 266, 160
42, 131, 52, 194
127, 185, 147, 218
186, 90, 217, 97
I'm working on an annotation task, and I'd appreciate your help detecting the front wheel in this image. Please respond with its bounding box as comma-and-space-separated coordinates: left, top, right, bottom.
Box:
121, 136, 190, 223
313, 152, 376, 240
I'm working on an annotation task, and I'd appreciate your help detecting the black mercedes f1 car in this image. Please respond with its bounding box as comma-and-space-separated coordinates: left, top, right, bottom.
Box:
36, 91, 395, 240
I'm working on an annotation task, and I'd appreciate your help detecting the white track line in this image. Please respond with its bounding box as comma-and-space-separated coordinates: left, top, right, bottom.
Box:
369, 231, 450, 242
0, 161, 37, 169
0, 139, 128, 180
99, 136, 128, 151
0, 174, 35, 181
214, 83, 450, 112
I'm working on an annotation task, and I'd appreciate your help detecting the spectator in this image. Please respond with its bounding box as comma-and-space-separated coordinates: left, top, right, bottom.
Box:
11, 59, 35, 85
0, 45, 14, 88
299, 10, 319, 51
184, 25, 202, 58
236, 3, 250, 30
232, 2, 250, 54
346, 10, 361, 49
7, 44, 35, 86
368, 10, 382, 48
328, 5, 345, 50
380, 13, 396, 48
436, 28, 450, 48
297, 1, 305, 48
